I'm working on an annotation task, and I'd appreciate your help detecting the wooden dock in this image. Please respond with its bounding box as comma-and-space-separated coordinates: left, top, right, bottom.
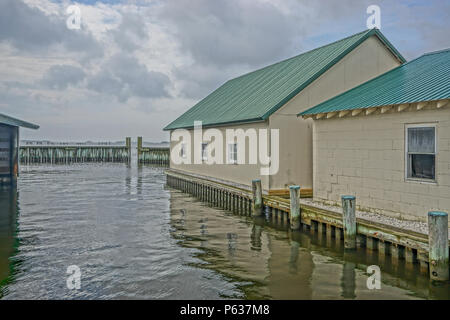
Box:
166, 169, 450, 280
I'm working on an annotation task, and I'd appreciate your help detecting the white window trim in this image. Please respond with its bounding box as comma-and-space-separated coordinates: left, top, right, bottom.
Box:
227, 142, 238, 165
404, 123, 437, 184
201, 142, 208, 161
180, 142, 187, 159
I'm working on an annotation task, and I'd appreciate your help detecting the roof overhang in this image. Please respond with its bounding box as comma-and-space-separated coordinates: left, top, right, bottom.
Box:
0, 113, 39, 129
163, 117, 267, 131
300, 99, 450, 120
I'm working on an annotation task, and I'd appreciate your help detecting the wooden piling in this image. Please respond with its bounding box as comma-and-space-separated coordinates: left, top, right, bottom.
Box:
289, 185, 301, 230
427, 211, 449, 281
251, 179, 262, 217
126, 137, 131, 163
341, 195, 356, 249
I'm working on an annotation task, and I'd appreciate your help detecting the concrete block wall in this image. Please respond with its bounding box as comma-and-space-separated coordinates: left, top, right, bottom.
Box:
313, 105, 450, 222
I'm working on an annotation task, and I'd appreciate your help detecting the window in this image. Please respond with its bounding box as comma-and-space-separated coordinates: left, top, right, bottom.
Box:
180, 143, 186, 159
228, 143, 237, 164
201, 142, 208, 161
406, 125, 436, 181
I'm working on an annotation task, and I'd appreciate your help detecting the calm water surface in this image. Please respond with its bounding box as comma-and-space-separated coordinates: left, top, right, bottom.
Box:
0, 164, 448, 299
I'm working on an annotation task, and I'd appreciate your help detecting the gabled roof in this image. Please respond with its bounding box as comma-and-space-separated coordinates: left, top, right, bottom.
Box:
0, 113, 39, 129
164, 28, 405, 130
299, 48, 450, 117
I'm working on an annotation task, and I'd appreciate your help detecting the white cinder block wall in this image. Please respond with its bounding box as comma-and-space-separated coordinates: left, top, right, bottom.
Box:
313, 105, 450, 222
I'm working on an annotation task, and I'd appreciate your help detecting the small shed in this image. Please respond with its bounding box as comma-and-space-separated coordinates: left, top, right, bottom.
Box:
299, 48, 450, 222
0, 113, 39, 186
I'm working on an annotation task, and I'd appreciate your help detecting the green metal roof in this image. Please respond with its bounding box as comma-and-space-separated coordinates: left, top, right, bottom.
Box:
300, 48, 450, 116
164, 29, 405, 130
0, 113, 39, 129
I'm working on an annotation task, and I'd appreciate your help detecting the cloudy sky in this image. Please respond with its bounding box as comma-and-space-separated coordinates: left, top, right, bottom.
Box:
1, 0, 449, 142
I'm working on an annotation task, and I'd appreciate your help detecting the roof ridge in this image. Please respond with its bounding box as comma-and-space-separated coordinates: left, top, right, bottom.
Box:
229, 29, 373, 82
420, 47, 450, 57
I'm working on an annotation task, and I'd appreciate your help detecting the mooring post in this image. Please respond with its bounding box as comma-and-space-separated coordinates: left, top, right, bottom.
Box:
428, 211, 449, 281
289, 185, 301, 230
126, 137, 131, 164
251, 179, 263, 217
137, 136, 142, 164
341, 195, 356, 249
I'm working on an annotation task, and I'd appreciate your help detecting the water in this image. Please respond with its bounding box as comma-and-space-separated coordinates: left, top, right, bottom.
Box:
0, 164, 448, 299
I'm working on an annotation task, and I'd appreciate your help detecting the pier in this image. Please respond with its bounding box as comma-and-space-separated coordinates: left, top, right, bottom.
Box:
137, 137, 170, 166
19, 139, 132, 164
166, 169, 450, 282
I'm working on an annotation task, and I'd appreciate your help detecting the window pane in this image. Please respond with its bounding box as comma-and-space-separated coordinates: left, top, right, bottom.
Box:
408, 154, 435, 179
408, 127, 435, 153
202, 143, 207, 159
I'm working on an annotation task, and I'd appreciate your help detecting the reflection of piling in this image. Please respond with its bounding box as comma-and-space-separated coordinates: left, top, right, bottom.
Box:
428, 211, 449, 281
341, 195, 356, 249
252, 179, 262, 217
251, 224, 262, 251
341, 259, 356, 299
289, 185, 300, 230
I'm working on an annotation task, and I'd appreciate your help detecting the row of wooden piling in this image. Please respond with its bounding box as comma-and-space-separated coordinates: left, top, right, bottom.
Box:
20, 137, 132, 164
137, 137, 170, 166
167, 172, 449, 282
167, 174, 254, 214
339, 196, 449, 281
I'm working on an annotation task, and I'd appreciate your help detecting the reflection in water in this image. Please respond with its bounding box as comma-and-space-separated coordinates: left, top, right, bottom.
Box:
0, 164, 448, 300
169, 188, 449, 300
0, 187, 18, 298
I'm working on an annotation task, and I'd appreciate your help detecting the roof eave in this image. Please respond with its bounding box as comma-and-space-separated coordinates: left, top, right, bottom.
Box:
0, 113, 39, 129
163, 117, 266, 131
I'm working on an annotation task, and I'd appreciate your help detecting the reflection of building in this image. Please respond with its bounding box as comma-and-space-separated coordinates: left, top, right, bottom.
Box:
0, 188, 18, 290
0, 113, 39, 186
165, 29, 404, 195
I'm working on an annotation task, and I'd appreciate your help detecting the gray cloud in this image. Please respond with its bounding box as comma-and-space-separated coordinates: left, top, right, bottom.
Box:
2, 0, 450, 142
41, 65, 86, 89
161, 0, 303, 68
0, 0, 103, 59
87, 53, 171, 102
112, 12, 149, 52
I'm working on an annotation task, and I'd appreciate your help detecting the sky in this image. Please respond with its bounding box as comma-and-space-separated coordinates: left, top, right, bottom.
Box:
1, 0, 449, 142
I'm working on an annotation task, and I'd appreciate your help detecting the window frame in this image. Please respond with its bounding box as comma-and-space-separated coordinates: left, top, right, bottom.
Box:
227, 142, 238, 165
404, 123, 437, 183
180, 142, 187, 159
201, 142, 208, 162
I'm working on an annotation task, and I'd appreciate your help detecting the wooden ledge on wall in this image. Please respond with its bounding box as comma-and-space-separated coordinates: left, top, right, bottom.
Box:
269, 188, 313, 198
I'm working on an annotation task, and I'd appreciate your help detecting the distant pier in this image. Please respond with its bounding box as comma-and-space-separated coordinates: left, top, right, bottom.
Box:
19, 137, 170, 166
19, 139, 131, 164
